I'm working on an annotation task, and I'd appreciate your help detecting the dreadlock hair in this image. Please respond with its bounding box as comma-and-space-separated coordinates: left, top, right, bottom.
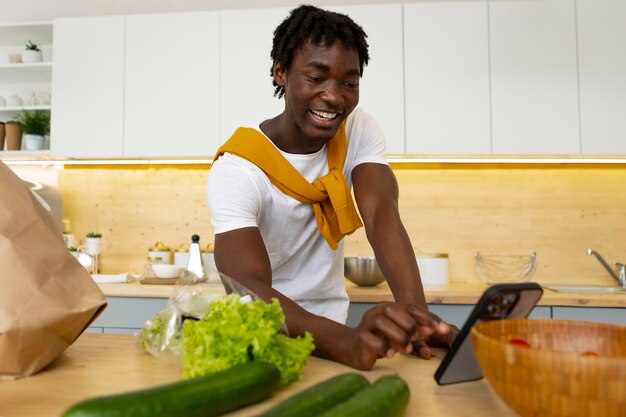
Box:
270, 4, 370, 99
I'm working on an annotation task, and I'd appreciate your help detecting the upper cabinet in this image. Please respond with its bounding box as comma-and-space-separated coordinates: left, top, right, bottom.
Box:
220, 5, 404, 153
124, 12, 219, 157
577, 0, 626, 155
51, 16, 124, 157
489, 0, 580, 154
328, 4, 405, 154
219, 7, 289, 144
405, 0, 580, 156
0, 21, 52, 153
52, 12, 219, 158
404, 2, 491, 155
33, 2, 626, 158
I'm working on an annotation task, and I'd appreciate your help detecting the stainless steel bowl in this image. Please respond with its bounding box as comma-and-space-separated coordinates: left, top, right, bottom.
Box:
344, 256, 385, 287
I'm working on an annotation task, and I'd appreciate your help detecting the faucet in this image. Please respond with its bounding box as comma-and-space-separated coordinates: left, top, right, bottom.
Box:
586, 249, 626, 288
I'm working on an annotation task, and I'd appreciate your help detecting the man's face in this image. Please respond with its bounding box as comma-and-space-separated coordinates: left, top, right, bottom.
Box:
274, 40, 361, 150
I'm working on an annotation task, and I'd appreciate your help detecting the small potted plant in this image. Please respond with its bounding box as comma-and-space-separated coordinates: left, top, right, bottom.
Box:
68, 246, 79, 258
85, 232, 102, 256
22, 40, 43, 63
14, 110, 50, 150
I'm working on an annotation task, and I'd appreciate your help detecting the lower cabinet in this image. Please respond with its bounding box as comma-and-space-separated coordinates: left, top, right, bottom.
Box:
347, 304, 623, 328
87, 297, 626, 333
552, 306, 626, 326
87, 296, 168, 334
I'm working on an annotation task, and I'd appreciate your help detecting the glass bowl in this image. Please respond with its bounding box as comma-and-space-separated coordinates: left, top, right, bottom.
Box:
475, 252, 537, 284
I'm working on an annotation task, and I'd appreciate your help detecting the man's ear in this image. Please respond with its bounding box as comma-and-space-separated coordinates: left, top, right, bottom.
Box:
273, 62, 286, 87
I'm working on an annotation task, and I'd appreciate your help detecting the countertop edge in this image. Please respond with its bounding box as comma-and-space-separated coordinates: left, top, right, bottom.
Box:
96, 281, 626, 308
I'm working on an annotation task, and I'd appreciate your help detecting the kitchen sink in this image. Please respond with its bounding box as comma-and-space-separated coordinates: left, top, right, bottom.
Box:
543, 285, 626, 294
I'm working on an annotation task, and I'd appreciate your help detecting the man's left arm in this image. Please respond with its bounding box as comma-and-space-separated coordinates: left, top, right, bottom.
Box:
352, 162, 457, 352
352, 163, 425, 305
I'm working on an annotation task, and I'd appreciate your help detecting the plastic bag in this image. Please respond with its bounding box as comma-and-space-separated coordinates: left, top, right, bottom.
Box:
137, 271, 278, 356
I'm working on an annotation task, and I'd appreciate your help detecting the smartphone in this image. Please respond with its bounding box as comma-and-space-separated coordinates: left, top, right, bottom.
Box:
434, 282, 543, 385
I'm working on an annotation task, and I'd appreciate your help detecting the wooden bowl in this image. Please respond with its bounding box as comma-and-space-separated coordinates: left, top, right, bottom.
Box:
471, 318, 626, 417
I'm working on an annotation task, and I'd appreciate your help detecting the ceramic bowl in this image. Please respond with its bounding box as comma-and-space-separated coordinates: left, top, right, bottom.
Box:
471, 318, 626, 417
152, 264, 184, 279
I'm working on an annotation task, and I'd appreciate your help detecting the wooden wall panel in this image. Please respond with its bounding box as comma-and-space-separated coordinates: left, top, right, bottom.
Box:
60, 166, 213, 274
59, 165, 626, 286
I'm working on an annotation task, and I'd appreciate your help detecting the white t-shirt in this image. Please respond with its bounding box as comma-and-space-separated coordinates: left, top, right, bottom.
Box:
208, 107, 388, 323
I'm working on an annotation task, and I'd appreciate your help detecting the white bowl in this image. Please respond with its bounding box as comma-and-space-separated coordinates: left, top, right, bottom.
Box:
152, 264, 184, 279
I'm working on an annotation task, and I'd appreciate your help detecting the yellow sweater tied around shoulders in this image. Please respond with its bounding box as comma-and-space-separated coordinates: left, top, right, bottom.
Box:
213, 123, 363, 250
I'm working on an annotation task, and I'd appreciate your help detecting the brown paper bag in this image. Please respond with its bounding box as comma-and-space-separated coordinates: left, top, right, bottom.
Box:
0, 162, 107, 379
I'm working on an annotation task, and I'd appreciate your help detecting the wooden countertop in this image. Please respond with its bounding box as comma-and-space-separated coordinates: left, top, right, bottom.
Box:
97, 281, 626, 308
0, 333, 516, 417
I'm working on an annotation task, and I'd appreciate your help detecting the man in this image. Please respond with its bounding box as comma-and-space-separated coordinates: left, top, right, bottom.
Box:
208, 5, 456, 370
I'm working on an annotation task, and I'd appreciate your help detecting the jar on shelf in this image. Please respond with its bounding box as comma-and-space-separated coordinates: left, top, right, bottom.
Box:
5, 122, 22, 151
147, 242, 171, 264
174, 243, 190, 266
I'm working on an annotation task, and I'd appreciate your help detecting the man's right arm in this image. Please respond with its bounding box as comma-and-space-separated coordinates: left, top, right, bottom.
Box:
214, 227, 447, 369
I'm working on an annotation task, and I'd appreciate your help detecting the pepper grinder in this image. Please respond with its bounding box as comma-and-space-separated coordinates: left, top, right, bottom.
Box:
185, 234, 208, 282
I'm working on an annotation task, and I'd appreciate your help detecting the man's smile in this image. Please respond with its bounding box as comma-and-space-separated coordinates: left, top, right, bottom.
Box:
310, 109, 341, 121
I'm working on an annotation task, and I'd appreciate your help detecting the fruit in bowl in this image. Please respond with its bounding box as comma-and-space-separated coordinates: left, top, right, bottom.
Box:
152, 264, 185, 279
471, 318, 626, 417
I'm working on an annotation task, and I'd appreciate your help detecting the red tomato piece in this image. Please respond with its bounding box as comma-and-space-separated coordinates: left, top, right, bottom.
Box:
581, 351, 599, 357
507, 338, 531, 348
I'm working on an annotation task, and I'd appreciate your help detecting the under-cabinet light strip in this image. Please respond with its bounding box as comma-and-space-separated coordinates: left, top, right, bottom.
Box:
4, 157, 626, 166
3, 159, 214, 166
386, 157, 626, 164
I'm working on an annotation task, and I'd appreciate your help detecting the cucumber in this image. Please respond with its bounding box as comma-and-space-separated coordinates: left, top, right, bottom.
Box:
61, 361, 281, 417
255, 373, 369, 417
315, 374, 410, 417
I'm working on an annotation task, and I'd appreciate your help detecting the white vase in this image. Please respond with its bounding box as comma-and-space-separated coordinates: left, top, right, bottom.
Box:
22, 50, 43, 63
24, 134, 45, 150
85, 237, 101, 255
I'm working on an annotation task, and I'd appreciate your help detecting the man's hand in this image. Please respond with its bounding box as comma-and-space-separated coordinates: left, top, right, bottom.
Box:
411, 322, 460, 359
340, 302, 450, 369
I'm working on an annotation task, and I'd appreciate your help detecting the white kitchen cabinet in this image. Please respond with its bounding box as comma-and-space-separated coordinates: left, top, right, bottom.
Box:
577, 0, 626, 155
220, 5, 404, 154
124, 12, 220, 157
328, 4, 404, 154
52, 12, 219, 158
489, 0, 580, 154
219, 7, 288, 144
0, 21, 52, 153
404, 2, 491, 155
50, 16, 124, 157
